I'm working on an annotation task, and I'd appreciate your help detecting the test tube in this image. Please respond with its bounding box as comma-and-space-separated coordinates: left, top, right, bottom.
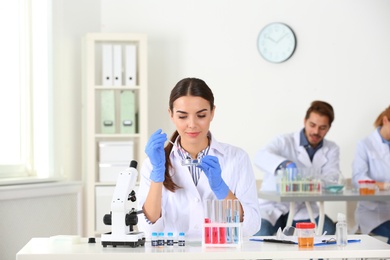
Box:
276, 169, 283, 192
217, 200, 226, 244
204, 199, 212, 244
225, 199, 233, 243
291, 168, 299, 191
280, 169, 288, 193
233, 199, 240, 243
211, 200, 219, 244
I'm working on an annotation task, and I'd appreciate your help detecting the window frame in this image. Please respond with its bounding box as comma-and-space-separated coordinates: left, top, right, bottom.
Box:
0, 0, 51, 182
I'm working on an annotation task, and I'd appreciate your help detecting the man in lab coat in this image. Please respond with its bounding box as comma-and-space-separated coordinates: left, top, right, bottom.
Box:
253, 100, 340, 236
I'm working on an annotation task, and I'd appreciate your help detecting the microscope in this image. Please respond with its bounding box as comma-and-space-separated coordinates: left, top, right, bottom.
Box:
101, 160, 145, 247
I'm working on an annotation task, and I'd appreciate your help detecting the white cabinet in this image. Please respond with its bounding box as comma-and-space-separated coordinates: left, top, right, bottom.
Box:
82, 33, 148, 237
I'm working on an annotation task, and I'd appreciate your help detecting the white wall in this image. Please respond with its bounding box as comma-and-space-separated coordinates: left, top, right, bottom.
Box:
52, 0, 101, 180
99, 0, 390, 181
1, 182, 82, 260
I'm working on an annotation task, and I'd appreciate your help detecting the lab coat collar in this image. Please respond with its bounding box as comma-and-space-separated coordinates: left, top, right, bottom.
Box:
373, 129, 389, 155
299, 128, 324, 161
294, 131, 329, 168
377, 127, 390, 146
169, 131, 221, 158
299, 128, 324, 150
207, 132, 226, 157
294, 131, 311, 167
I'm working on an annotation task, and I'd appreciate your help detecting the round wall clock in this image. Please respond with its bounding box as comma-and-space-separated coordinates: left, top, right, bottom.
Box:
257, 22, 296, 63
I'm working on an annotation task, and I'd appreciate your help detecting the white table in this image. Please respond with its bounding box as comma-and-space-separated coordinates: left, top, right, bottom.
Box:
258, 190, 390, 235
16, 235, 390, 260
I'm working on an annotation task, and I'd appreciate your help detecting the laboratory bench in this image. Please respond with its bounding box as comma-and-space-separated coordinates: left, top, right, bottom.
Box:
258, 189, 390, 235
16, 235, 390, 260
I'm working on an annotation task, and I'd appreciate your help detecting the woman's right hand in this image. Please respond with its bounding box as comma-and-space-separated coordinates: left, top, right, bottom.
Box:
145, 129, 167, 182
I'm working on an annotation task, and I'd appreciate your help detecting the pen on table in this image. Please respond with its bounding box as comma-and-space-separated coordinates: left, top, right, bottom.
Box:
249, 238, 296, 244
317, 239, 361, 246
321, 239, 361, 243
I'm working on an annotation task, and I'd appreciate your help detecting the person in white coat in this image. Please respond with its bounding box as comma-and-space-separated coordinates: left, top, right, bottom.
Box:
253, 100, 340, 236
137, 77, 261, 240
352, 105, 390, 244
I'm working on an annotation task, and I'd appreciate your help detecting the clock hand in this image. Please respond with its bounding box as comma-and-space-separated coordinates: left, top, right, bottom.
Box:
266, 36, 277, 44
275, 33, 288, 44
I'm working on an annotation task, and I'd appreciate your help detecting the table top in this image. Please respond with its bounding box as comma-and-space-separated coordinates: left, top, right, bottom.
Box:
258, 189, 390, 202
16, 235, 390, 260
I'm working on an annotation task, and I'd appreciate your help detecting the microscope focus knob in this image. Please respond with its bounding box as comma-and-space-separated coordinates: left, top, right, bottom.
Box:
125, 212, 138, 226
103, 213, 111, 225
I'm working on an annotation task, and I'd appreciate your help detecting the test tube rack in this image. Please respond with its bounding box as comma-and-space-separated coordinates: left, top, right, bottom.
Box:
277, 180, 322, 194
202, 222, 242, 248
276, 168, 322, 194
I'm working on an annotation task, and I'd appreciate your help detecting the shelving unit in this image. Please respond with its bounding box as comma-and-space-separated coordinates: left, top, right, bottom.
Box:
82, 33, 148, 237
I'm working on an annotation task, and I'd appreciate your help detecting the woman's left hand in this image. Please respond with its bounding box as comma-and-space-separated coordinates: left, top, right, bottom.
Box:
198, 155, 229, 199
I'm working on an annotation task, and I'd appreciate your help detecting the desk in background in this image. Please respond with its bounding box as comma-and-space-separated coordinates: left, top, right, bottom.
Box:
258, 190, 390, 235
16, 235, 390, 260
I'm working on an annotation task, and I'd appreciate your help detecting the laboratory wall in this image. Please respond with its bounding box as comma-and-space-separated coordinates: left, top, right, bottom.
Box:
51, 0, 101, 181
1, 183, 82, 260
99, 0, 390, 182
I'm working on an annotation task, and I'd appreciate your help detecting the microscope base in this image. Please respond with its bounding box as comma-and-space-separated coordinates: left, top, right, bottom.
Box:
101, 232, 145, 248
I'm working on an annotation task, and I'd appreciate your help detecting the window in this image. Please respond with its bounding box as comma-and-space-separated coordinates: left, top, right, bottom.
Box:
0, 0, 51, 181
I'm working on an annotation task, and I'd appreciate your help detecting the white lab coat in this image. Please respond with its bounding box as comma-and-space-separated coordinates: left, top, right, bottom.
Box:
254, 130, 340, 225
137, 134, 261, 240
352, 130, 390, 234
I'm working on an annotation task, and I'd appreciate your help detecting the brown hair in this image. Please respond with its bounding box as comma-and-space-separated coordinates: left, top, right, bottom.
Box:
305, 100, 334, 127
163, 78, 215, 192
374, 105, 390, 128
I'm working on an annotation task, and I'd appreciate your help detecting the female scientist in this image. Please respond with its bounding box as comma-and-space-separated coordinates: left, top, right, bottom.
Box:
137, 77, 261, 239
352, 105, 390, 244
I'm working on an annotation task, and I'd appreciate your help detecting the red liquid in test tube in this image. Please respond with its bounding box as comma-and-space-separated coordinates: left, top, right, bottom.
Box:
219, 226, 226, 244
204, 218, 211, 244
216, 199, 226, 244
212, 226, 219, 244
211, 199, 219, 244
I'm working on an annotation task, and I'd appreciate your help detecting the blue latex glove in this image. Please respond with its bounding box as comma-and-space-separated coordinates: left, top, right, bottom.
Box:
286, 161, 297, 169
197, 155, 229, 200
285, 161, 297, 181
145, 129, 167, 182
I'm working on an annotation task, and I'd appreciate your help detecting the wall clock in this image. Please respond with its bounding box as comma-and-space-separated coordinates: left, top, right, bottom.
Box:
257, 22, 296, 63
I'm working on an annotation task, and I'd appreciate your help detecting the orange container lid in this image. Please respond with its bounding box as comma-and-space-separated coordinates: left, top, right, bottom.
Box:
296, 222, 315, 229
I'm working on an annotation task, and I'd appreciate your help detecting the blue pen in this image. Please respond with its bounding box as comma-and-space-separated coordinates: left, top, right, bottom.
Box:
316, 239, 361, 246
249, 238, 361, 246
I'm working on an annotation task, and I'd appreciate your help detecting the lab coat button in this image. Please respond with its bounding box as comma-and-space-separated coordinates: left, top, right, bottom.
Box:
195, 198, 200, 202
194, 224, 199, 230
